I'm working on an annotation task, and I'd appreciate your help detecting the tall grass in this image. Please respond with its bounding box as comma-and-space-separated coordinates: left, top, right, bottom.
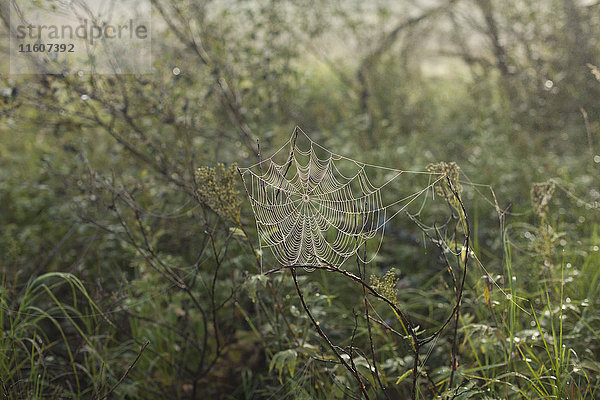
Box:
0, 272, 124, 399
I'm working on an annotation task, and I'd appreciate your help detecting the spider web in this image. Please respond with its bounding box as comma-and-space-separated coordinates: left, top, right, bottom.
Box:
238, 127, 445, 271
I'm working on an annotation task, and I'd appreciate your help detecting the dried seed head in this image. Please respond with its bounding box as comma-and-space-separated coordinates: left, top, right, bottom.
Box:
195, 163, 241, 223
531, 180, 555, 218
427, 161, 462, 208
370, 268, 399, 306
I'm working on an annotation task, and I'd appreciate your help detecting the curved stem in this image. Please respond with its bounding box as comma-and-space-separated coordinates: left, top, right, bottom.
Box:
290, 268, 370, 399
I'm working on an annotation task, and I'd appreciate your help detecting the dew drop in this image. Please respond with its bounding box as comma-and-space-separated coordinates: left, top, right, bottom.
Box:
582, 299, 589, 307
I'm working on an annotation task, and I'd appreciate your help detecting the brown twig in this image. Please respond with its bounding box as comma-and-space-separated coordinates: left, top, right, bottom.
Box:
359, 257, 389, 397
99, 341, 149, 400
290, 267, 371, 399
445, 177, 470, 392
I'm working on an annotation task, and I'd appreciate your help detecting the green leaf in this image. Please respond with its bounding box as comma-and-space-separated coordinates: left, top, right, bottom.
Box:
395, 368, 412, 384
229, 227, 246, 237
269, 349, 298, 382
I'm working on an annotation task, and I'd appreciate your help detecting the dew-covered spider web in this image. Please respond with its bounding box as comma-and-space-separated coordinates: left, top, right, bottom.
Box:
238, 127, 448, 272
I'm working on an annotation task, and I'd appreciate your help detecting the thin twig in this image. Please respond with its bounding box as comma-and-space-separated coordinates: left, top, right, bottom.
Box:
445, 177, 470, 392
99, 341, 149, 400
412, 341, 420, 400
291, 268, 370, 399
358, 247, 390, 398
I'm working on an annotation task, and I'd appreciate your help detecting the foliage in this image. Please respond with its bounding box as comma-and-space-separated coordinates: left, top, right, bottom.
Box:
1, 0, 600, 399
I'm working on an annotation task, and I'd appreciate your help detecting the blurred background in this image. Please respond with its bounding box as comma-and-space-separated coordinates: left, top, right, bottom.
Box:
1, 0, 599, 398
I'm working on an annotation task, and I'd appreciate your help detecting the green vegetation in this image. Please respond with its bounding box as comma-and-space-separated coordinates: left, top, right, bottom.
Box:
1, 0, 600, 398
